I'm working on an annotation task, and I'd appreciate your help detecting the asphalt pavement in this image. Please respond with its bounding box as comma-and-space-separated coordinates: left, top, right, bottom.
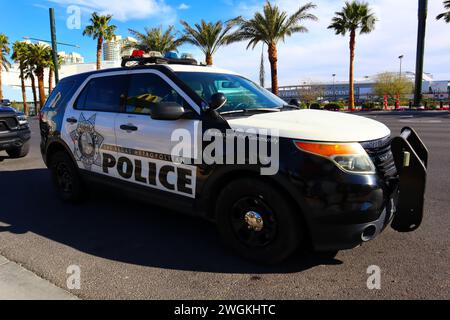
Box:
0, 111, 449, 300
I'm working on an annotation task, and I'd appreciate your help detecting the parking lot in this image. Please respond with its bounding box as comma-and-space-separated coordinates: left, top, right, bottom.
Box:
0, 112, 449, 300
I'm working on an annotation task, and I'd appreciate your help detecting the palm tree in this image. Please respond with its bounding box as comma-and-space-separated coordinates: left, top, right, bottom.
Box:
24, 62, 38, 113
229, 1, 317, 95
29, 43, 51, 111
83, 12, 117, 70
48, 54, 63, 94
328, 1, 376, 110
12, 41, 30, 115
180, 20, 235, 65
437, 0, 450, 22
0, 34, 12, 100
126, 26, 185, 54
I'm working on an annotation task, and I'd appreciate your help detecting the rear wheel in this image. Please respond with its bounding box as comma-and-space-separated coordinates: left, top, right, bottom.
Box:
49, 151, 84, 203
216, 178, 303, 264
6, 141, 30, 158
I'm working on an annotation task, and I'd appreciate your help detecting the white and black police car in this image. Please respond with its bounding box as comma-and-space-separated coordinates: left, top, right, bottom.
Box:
39, 51, 428, 264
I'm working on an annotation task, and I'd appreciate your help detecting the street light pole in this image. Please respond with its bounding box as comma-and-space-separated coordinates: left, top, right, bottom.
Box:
414, 0, 428, 108
398, 55, 404, 77
49, 8, 59, 84
332, 74, 336, 101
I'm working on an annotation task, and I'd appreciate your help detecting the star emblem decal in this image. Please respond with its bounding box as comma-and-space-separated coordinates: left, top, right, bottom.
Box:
70, 113, 104, 170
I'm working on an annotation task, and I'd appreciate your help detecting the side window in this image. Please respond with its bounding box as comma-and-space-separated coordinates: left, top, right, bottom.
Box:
75, 75, 127, 113
126, 73, 186, 115
43, 80, 75, 110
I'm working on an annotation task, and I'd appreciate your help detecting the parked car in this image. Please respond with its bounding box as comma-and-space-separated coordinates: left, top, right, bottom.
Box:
0, 105, 31, 158
39, 52, 428, 264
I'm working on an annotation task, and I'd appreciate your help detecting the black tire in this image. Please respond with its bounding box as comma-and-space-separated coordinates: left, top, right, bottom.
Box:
6, 141, 30, 158
215, 178, 304, 264
49, 151, 84, 203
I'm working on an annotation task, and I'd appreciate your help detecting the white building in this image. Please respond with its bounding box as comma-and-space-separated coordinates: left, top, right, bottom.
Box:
103, 36, 137, 62
59, 51, 85, 65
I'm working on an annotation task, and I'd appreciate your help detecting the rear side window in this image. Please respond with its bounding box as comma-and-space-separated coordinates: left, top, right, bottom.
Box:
43, 80, 75, 110
75, 75, 128, 113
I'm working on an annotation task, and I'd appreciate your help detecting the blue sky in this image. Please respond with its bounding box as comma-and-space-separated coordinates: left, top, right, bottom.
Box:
2, 0, 449, 91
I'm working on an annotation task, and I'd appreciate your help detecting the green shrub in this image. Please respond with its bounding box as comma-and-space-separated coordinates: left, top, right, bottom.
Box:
324, 102, 344, 111
362, 101, 382, 110
309, 102, 321, 110
299, 103, 309, 109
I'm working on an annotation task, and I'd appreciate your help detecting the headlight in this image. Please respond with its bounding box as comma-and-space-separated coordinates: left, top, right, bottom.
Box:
295, 141, 376, 174
17, 115, 28, 125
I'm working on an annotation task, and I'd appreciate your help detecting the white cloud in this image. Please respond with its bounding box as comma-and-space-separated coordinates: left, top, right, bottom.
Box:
47, 0, 175, 22
178, 3, 190, 10
213, 0, 450, 85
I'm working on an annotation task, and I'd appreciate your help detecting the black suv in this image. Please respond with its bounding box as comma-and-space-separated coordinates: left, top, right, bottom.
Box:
0, 105, 31, 158
39, 55, 428, 264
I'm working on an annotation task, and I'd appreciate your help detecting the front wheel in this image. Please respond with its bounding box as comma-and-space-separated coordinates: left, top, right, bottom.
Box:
6, 141, 30, 158
215, 178, 304, 264
49, 151, 84, 203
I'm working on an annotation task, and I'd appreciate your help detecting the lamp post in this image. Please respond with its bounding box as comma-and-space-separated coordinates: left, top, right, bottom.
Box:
398, 55, 404, 77
332, 74, 336, 101
414, 0, 428, 108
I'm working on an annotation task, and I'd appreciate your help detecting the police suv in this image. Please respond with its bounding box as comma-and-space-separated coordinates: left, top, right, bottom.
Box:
39, 52, 428, 264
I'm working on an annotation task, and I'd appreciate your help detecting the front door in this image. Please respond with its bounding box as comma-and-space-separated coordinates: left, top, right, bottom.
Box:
114, 71, 199, 199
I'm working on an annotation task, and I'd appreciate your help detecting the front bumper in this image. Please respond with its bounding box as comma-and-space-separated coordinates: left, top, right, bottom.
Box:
0, 128, 31, 151
294, 127, 428, 252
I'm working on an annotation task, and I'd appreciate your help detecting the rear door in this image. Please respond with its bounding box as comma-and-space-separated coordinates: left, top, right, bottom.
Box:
62, 73, 128, 176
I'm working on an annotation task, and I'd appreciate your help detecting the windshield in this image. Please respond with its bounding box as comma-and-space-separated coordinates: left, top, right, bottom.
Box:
176, 72, 287, 114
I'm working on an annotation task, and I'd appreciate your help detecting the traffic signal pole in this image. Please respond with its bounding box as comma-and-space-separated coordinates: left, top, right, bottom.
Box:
414, 0, 428, 108
49, 8, 59, 84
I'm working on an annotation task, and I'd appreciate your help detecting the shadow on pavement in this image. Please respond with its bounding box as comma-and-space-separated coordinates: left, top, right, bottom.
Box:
0, 169, 342, 274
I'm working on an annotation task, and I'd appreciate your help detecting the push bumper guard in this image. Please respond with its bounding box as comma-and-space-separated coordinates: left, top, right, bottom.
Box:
390, 127, 428, 233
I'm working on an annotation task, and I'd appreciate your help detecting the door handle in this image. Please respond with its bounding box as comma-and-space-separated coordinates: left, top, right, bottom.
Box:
120, 124, 138, 132
66, 117, 78, 124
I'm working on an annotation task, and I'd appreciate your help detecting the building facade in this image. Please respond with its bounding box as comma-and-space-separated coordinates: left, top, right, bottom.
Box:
103, 36, 137, 62
278, 73, 449, 103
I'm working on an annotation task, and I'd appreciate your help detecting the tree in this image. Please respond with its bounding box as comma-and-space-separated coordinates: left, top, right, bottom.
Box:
298, 84, 325, 105
23, 55, 38, 113
0, 33, 11, 100
229, 1, 317, 95
83, 12, 117, 70
374, 72, 414, 100
437, 0, 450, 22
259, 44, 265, 87
11, 41, 30, 115
180, 20, 235, 65
29, 43, 51, 111
328, 1, 376, 110
127, 26, 185, 54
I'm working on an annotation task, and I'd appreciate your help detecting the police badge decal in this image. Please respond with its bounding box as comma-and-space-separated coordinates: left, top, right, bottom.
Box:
70, 113, 104, 170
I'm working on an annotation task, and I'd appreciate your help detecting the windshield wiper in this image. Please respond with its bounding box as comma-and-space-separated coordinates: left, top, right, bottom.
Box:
220, 108, 281, 115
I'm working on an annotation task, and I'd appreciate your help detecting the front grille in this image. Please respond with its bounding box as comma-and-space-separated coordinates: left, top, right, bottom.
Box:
0, 117, 19, 131
361, 136, 398, 183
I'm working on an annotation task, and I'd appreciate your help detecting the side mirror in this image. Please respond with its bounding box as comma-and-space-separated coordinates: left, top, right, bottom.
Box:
151, 102, 186, 121
209, 93, 227, 111
289, 99, 301, 108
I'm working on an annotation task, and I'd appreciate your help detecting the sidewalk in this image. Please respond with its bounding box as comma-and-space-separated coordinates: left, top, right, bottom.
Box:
0, 255, 79, 300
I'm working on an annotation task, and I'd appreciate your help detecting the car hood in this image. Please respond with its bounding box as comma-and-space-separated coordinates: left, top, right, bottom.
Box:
226, 109, 391, 142
0, 106, 16, 114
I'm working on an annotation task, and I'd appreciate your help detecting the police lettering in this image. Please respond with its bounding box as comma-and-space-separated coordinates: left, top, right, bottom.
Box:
102, 153, 194, 196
